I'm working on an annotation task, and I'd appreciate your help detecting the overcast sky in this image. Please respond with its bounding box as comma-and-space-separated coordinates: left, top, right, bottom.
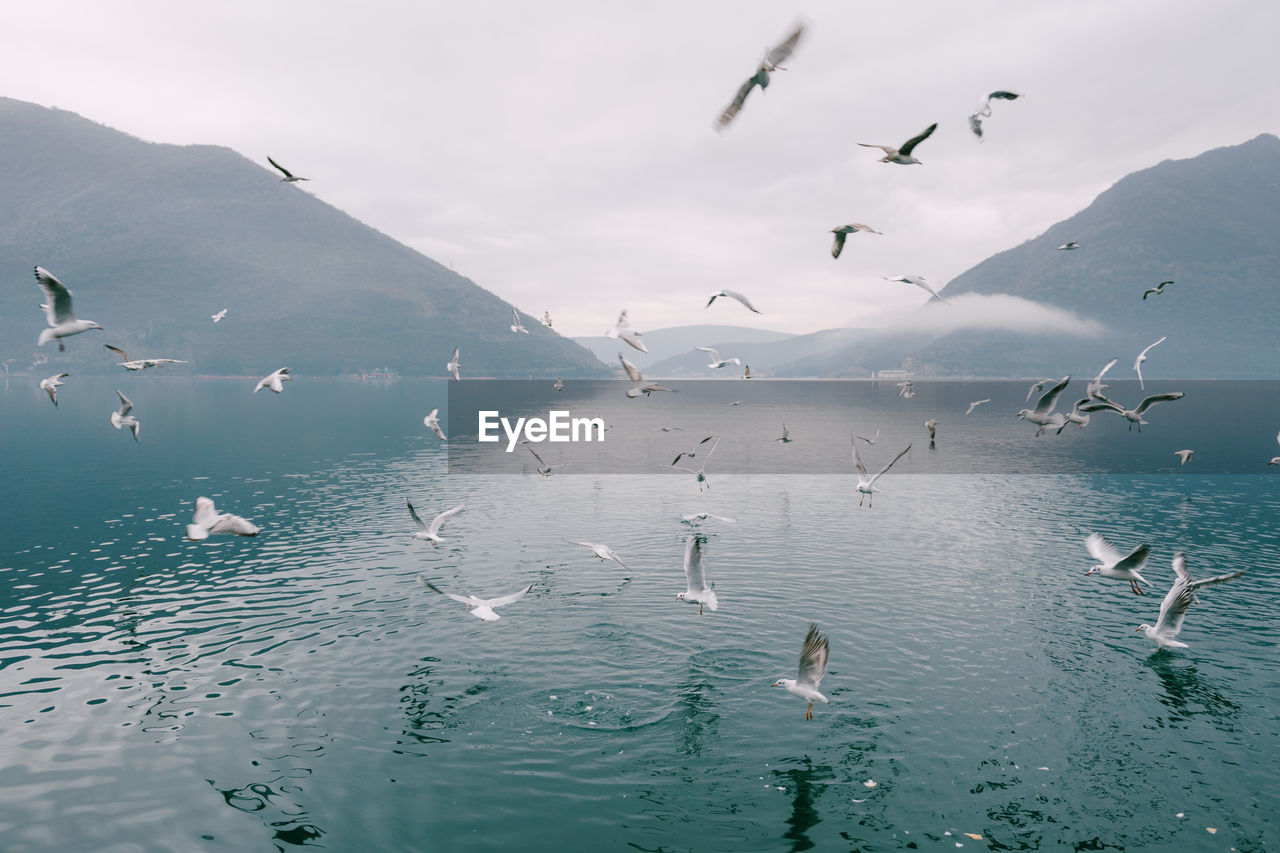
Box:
3, 1, 1278, 337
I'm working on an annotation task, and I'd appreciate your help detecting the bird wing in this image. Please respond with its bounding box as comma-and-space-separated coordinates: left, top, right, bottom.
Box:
618, 330, 648, 353
526, 444, 549, 468
1136, 336, 1167, 363
105, 344, 130, 363
1113, 543, 1151, 573
1142, 288, 1157, 299
722, 289, 761, 313
764, 22, 805, 67
898, 123, 938, 156
695, 346, 721, 361
210, 514, 259, 536
267, 156, 295, 179
618, 354, 643, 383
967, 112, 985, 139
419, 578, 473, 606
451, 347, 460, 364
715, 74, 762, 129
405, 499, 429, 531
831, 230, 847, 258
858, 143, 897, 155
796, 623, 829, 689
192, 497, 220, 528
427, 503, 466, 537
483, 583, 534, 610
1152, 576, 1194, 638
1093, 357, 1117, 386
1133, 392, 1184, 415
850, 435, 868, 477
115, 389, 133, 416
701, 436, 720, 463
34, 267, 75, 324
867, 444, 911, 488
988, 90, 1021, 101
1179, 550, 1244, 591
1033, 377, 1070, 415
1084, 533, 1125, 566
683, 535, 709, 592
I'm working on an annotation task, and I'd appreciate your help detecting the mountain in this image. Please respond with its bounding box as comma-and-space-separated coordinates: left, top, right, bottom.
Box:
0, 98, 609, 377
779, 134, 1280, 378
573, 324, 793, 371
641, 327, 864, 377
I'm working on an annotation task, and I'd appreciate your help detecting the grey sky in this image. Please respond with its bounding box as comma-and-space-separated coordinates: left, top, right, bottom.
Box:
3, 0, 1277, 337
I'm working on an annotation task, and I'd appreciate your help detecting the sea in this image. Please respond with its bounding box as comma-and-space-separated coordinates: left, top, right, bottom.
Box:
1, 376, 1277, 852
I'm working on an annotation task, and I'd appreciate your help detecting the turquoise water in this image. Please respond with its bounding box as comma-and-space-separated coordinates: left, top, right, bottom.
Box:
1, 377, 1277, 851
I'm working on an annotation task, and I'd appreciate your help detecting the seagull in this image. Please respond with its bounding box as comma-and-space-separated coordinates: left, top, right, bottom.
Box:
674, 436, 720, 491
109, 389, 141, 442
706, 289, 762, 313
965, 399, 990, 415
681, 512, 737, 525
968, 90, 1021, 140
727, 400, 744, 406
776, 424, 793, 443
1016, 376, 1070, 436
423, 408, 447, 440
510, 308, 529, 334
1087, 358, 1118, 400
212, 309, 228, 323
1174, 449, 1194, 466
1062, 398, 1092, 430
855, 428, 880, 444
406, 499, 465, 546
882, 274, 950, 304
1084, 533, 1151, 595
33, 267, 103, 351
40, 373, 69, 407
619, 354, 675, 398
554, 378, 564, 391
714, 22, 805, 131
446, 347, 461, 381
419, 577, 533, 622
924, 418, 937, 441
1087, 392, 1184, 432
1271, 430, 1280, 465
744, 365, 752, 379
1143, 281, 1173, 300
572, 540, 628, 569
1134, 336, 1166, 389
104, 345, 188, 371
185, 497, 260, 540
254, 367, 292, 394
525, 443, 569, 476
897, 381, 915, 399
540, 310, 554, 327
604, 309, 648, 353
1025, 379, 1051, 403
1136, 553, 1244, 650
267, 156, 309, 182
851, 437, 911, 507
676, 535, 718, 614
772, 623, 830, 720
1057, 241, 1079, 250
695, 346, 741, 369
831, 223, 882, 259
859, 123, 937, 165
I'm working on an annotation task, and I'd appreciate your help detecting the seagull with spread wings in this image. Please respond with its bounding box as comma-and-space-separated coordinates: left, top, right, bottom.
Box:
423, 409, 446, 440
267, 156, 309, 182
419, 577, 533, 622
40, 373, 69, 407
109, 390, 141, 442
33, 267, 103, 351
254, 367, 292, 394
185, 497, 260, 541
851, 437, 911, 507
104, 345, 188, 371
859, 123, 937, 165
706, 289, 762, 313
882, 274, 950, 304
1016, 376, 1071, 436
1083, 392, 1184, 432
695, 346, 741, 369
1084, 533, 1151, 595
830, 223, 882, 259
406, 499, 465, 546
772, 623, 830, 720
1137, 553, 1244, 649
446, 347, 461, 381
510, 308, 529, 334
676, 535, 718, 614
968, 90, 1021, 141
1134, 336, 1167, 389
714, 22, 805, 131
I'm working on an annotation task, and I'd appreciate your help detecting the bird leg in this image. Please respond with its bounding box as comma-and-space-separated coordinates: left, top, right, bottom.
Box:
58, 341, 65, 352
805, 703, 813, 720
699, 604, 703, 615
1131, 580, 1145, 596
858, 494, 865, 507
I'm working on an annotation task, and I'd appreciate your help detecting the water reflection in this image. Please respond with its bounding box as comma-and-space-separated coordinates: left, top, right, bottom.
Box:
772, 757, 833, 852
1144, 653, 1241, 726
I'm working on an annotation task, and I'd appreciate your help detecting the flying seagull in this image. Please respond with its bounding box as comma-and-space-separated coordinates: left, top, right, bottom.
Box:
1057, 241, 1079, 250
858, 123, 937, 165
33, 267, 103, 351
185, 497, 260, 540
673, 436, 720, 491
572, 540, 629, 569
406, 499, 465, 546
714, 22, 806, 131
526, 443, 569, 477
419, 577, 533, 622
446, 347, 461, 381
1174, 449, 1194, 466
104, 345, 188, 371
619, 353, 675, 398
212, 309, 228, 323
254, 367, 292, 394
540, 311, 553, 327
695, 346, 741, 369
1025, 379, 1051, 403
1087, 358, 1118, 401
676, 535, 718, 614
830, 223, 882, 259
1085, 392, 1184, 432
1063, 398, 1093, 430
681, 512, 737, 525
965, 399, 991, 415
851, 437, 911, 507
772, 623, 830, 720
1137, 553, 1244, 649
423, 408, 447, 440
1143, 281, 1173, 300
776, 423, 793, 443
744, 365, 751, 379
1271, 430, 1280, 466
968, 90, 1021, 141
924, 418, 937, 442
855, 428, 880, 445
40, 373, 69, 407
510, 308, 529, 334
267, 156, 309, 182
706, 289, 762, 313
604, 309, 649, 353
553, 378, 564, 391
882, 274, 950, 304
1016, 376, 1070, 436
1134, 336, 1167, 390
1084, 533, 1151, 595
109, 389, 140, 442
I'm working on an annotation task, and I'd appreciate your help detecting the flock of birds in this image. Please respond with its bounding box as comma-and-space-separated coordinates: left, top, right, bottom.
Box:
24, 23, 1276, 723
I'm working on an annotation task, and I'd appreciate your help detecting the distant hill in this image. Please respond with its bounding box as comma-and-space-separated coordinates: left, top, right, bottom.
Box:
0, 98, 609, 377
642, 327, 864, 377
781, 134, 1280, 378
573, 324, 792, 371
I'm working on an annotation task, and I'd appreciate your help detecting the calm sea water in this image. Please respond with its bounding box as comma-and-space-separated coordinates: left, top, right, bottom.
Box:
1, 377, 1277, 852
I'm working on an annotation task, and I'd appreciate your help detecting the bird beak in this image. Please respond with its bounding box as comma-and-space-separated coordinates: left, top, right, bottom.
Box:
1084, 568, 1096, 575
1134, 627, 1144, 632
